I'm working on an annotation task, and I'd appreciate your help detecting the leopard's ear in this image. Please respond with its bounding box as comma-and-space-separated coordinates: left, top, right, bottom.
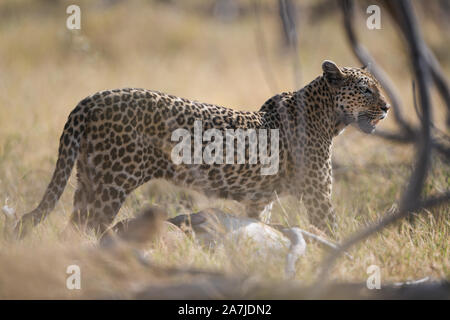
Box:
322, 60, 345, 87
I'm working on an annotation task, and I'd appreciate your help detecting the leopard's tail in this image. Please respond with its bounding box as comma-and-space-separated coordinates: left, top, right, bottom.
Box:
14, 103, 88, 237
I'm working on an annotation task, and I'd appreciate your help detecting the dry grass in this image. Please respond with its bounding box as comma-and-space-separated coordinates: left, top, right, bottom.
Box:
0, 0, 448, 299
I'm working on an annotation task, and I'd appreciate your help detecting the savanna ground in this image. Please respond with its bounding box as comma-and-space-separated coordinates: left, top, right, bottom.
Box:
0, 0, 448, 299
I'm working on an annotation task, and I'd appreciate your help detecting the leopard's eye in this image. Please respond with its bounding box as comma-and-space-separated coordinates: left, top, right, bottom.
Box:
360, 86, 372, 95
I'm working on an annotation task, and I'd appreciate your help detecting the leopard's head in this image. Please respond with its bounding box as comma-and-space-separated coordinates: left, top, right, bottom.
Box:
322, 60, 390, 134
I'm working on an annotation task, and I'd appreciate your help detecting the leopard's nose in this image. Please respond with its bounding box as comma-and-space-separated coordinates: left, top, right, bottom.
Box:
380, 104, 390, 112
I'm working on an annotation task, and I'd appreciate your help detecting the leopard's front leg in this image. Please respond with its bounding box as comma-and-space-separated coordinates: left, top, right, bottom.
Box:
302, 185, 337, 235
301, 154, 337, 236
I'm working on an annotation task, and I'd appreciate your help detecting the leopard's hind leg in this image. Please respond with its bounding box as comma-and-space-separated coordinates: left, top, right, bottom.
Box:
85, 183, 129, 235
70, 155, 133, 235
69, 123, 137, 235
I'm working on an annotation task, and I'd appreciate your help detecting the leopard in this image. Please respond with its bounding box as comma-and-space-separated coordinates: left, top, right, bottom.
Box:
11, 60, 389, 239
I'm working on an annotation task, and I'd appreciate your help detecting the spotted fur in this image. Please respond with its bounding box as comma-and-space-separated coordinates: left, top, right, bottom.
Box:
15, 60, 389, 237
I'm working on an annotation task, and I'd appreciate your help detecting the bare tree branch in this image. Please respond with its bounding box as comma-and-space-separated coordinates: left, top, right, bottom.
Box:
279, 0, 302, 88
341, 0, 450, 162
252, 0, 279, 93
426, 47, 450, 128
340, 0, 414, 136
395, 0, 433, 212
381, 0, 450, 128
313, 0, 448, 295
313, 191, 450, 295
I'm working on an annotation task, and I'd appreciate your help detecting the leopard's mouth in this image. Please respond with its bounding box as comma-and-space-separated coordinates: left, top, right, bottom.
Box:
358, 111, 387, 134
370, 118, 381, 126
358, 120, 376, 134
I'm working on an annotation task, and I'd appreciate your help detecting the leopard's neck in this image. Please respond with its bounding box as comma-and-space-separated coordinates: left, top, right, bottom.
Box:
258, 75, 345, 138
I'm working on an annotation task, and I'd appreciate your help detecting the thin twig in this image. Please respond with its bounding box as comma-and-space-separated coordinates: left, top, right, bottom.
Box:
253, 0, 279, 93
279, 0, 302, 89
300, 229, 353, 260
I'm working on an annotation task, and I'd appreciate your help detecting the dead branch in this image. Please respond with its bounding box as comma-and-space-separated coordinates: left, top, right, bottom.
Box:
340, 0, 415, 137
426, 47, 450, 128
129, 276, 450, 299
252, 0, 279, 93
340, 0, 450, 161
314, 0, 448, 294
395, 0, 433, 212
278, 0, 302, 88
380, 0, 450, 128
314, 191, 450, 296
